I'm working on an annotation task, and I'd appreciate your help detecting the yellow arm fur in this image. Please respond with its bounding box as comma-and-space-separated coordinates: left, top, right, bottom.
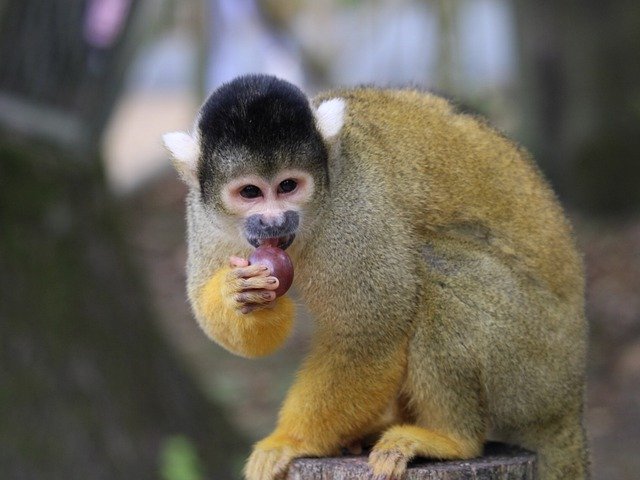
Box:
245, 340, 407, 479
252, 340, 407, 455
193, 267, 295, 358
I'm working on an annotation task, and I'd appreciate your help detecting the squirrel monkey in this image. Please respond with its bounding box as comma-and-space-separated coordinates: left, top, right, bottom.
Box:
163, 75, 588, 480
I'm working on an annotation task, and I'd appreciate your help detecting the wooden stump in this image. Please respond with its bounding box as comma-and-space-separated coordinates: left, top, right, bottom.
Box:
287, 442, 536, 479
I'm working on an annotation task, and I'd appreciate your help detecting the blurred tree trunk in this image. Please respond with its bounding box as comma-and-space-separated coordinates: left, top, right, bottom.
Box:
434, 0, 461, 97
0, 1, 248, 479
0, 0, 139, 151
514, 0, 640, 214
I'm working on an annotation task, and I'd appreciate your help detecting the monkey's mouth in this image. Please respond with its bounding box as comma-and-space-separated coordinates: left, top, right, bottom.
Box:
247, 234, 295, 250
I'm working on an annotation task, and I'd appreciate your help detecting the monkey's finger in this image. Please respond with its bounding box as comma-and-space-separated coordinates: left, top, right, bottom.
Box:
240, 276, 279, 291
233, 264, 271, 279
235, 290, 276, 306
229, 256, 249, 268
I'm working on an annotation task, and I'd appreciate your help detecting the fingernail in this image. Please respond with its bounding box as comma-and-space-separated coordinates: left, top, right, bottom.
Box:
262, 292, 272, 299
268, 278, 277, 284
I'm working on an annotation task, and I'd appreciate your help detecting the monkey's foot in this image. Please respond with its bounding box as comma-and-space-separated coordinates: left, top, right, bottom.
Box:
369, 448, 410, 480
369, 425, 481, 479
368, 427, 422, 480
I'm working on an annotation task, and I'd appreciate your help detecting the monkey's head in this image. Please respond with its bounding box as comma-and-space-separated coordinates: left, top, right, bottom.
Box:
163, 74, 345, 251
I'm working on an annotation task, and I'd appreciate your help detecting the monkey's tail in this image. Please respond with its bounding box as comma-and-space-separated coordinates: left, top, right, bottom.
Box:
516, 410, 590, 480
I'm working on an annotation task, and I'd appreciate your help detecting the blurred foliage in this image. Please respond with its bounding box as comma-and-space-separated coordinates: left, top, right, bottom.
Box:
160, 435, 205, 480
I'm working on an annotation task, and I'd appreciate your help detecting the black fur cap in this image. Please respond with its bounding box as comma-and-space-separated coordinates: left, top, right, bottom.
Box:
197, 74, 328, 193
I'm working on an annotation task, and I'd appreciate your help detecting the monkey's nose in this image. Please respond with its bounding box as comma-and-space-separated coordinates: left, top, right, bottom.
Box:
245, 211, 299, 240
259, 215, 284, 228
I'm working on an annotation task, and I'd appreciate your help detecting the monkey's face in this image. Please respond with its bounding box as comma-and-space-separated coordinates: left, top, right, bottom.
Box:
163, 75, 347, 251
219, 169, 316, 250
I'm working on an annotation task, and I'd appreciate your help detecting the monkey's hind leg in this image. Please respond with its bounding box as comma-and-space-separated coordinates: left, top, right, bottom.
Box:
368, 424, 482, 479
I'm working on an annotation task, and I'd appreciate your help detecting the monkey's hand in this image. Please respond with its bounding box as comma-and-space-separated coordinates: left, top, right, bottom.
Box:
192, 260, 295, 358
228, 256, 280, 314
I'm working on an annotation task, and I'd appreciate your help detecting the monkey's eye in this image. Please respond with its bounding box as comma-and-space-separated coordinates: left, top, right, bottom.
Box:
239, 185, 262, 199
278, 179, 298, 194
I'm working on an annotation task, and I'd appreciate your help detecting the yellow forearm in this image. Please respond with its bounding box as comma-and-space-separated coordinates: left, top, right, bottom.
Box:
266, 344, 406, 454
193, 267, 295, 358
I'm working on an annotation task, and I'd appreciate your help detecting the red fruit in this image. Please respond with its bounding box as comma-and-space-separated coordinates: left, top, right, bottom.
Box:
248, 246, 294, 297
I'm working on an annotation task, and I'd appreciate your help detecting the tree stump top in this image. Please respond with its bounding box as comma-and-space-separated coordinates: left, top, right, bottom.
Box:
287, 442, 536, 479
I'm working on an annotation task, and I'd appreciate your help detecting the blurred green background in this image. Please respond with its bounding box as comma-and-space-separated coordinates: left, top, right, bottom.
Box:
1, 1, 638, 479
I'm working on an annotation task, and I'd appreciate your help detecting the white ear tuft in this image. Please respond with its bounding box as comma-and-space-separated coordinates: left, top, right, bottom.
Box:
162, 131, 199, 187
314, 98, 346, 140
163, 131, 198, 163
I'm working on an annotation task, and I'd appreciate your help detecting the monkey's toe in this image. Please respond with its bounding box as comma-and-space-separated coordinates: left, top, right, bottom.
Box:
368, 448, 409, 480
244, 446, 293, 480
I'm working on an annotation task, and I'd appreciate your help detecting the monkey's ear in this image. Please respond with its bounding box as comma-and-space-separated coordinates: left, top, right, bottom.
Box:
162, 131, 199, 188
313, 98, 346, 141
